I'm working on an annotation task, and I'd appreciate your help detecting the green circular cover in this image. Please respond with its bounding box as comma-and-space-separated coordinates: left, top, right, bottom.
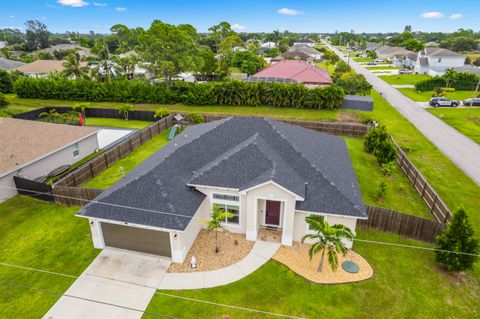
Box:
342, 261, 360, 273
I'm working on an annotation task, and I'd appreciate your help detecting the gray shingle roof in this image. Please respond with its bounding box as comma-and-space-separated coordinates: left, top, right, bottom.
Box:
424, 48, 464, 58
0, 57, 25, 70
78, 117, 367, 230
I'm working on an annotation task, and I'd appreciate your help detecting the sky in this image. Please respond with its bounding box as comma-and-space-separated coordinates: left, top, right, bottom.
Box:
1, 0, 479, 34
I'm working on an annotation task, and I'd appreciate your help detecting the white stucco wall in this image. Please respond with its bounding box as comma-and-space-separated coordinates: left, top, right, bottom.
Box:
0, 133, 99, 203
427, 56, 465, 68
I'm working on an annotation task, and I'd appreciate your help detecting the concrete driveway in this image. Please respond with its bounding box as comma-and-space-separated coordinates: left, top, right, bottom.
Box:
43, 249, 171, 319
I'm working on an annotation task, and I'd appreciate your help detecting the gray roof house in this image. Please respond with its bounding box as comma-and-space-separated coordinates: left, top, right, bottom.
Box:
0, 57, 25, 71
79, 117, 367, 263
414, 48, 466, 76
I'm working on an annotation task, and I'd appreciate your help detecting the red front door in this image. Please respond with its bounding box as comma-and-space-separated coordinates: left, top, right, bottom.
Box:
265, 200, 281, 226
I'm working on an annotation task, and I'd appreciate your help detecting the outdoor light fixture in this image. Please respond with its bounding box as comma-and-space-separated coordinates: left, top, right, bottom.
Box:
174, 233, 178, 239
190, 256, 197, 269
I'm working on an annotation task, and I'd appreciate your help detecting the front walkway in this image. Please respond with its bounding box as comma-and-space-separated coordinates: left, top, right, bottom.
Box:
43, 249, 171, 319
158, 240, 280, 290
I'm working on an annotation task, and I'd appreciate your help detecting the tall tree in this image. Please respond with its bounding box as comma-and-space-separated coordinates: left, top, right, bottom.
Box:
140, 20, 200, 82
25, 20, 50, 51
91, 39, 116, 81
404, 25, 412, 33
208, 21, 234, 53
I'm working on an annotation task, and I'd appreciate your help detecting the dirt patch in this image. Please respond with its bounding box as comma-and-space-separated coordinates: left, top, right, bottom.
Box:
168, 230, 254, 273
339, 112, 360, 123
273, 242, 373, 284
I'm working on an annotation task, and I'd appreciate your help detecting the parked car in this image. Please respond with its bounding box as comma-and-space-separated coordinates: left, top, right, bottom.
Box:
374, 58, 385, 62
399, 68, 413, 74
366, 62, 377, 65
463, 98, 480, 106
429, 97, 460, 107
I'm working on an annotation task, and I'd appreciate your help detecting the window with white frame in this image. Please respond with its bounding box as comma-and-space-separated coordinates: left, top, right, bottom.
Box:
212, 193, 240, 225
72, 143, 80, 157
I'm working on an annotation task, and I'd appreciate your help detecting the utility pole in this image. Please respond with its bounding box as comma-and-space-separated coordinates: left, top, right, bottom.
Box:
468, 78, 480, 115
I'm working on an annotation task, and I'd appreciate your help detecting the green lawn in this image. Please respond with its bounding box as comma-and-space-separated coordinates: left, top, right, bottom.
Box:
344, 137, 430, 218
428, 108, 480, 144
398, 88, 477, 102
0, 196, 99, 318
86, 117, 152, 130
145, 229, 479, 319
352, 57, 375, 62
364, 65, 399, 70
316, 61, 336, 75
82, 130, 170, 188
379, 74, 431, 85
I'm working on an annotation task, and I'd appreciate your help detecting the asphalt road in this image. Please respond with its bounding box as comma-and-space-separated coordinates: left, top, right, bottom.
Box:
326, 43, 480, 185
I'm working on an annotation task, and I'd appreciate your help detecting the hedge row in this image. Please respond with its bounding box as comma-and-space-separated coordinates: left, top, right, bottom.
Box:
13, 78, 346, 110
415, 72, 479, 91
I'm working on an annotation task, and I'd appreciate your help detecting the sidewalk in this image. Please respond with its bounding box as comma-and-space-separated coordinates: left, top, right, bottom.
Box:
158, 240, 280, 290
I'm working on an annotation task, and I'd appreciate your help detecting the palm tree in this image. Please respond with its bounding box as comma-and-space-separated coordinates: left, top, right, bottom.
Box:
114, 55, 137, 80
444, 68, 457, 88
91, 40, 116, 82
63, 52, 88, 79
117, 103, 133, 120
206, 206, 234, 253
302, 215, 354, 272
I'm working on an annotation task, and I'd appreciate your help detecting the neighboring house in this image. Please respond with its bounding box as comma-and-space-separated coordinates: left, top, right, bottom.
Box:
14, 60, 88, 78
452, 65, 480, 77
271, 45, 324, 63
246, 60, 333, 86
291, 45, 323, 60
293, 37, 315, 47
376, 46, 413, 61
39, 43, 95, 58
392, 52, 418, 68
414, 48, 466, 76
260, 42, 277, 49
0, 41, 7, 49
424, 41, 440, 48
0, 118, 99, 203
0, 57, 25, 70
365, 42, 381, 52
78, 117, 367, 263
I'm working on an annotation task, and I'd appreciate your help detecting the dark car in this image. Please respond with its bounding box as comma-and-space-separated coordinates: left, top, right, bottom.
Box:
463, 98, 480, 106
429, 97, 460, 107
366, 62, 377, 65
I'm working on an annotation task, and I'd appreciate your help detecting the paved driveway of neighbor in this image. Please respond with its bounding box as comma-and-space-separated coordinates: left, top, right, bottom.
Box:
43, 249, 171, 319
325, 42, 480, 185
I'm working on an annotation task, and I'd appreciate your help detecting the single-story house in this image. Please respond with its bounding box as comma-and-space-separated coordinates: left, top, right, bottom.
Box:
453, 65, 480, 77
39, 43, 96, 58
392, 52, 418, 68
14, 60, 88, 78
365, 42, 381, 52
293, 37, 315, 47
246, 60, 333, 86
0, 118, 99, 203
78, 117, 367, 263
261, 42, 277, 49
0, 57, 25, 71
414, 48, 466, 76
424, 41, 440, 48
376, 46, 414, 61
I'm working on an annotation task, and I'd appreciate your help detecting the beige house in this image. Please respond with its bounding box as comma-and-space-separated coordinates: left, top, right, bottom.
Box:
0, 118, 99, 202
15, 59, 88, 78
79, 117, 367, 263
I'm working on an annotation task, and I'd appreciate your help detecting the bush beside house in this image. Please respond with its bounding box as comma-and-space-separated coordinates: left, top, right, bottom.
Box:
415, 72, 479, 92
14, 78, 347, 110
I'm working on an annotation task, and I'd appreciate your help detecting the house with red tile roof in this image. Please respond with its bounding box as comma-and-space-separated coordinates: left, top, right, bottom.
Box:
246, 60, 332, 86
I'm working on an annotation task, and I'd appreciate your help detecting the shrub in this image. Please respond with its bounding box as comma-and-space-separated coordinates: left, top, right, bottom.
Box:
377, 182, 389, 199
154, 107, 171, 119
332, 60, 351, 81
189, 113, 204, 124
374, 140, 396, 164
0, 93, 9, 108
415, 72, 479, 92
381, 161, 395, 176
335, 73, 372, 96
0, 70, 13, 93
415, 76, 446, 92
364, 125, 396, 164
435, 208, 479, 272
432, 87, 445, 97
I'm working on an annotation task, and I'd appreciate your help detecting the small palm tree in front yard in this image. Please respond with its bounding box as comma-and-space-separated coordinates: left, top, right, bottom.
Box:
117, 103, 133, 121
302, 215, 354, 272
207, 207, 234, 254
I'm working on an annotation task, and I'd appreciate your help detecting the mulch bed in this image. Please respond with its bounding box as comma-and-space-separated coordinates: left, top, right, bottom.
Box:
168, 230, 254, 273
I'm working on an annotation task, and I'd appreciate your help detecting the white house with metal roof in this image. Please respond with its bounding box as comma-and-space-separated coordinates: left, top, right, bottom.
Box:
79, 117, 367, 263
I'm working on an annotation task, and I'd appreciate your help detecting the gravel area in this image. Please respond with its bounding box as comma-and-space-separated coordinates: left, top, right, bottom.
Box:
273, 242, 373, 284
168, 230, 254, 273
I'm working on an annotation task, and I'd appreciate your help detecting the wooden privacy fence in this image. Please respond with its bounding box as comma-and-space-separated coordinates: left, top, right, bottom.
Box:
358, 206, 446, 244
53, 186, 105, 207
391, 137, 452, 223
54, 114, 175, 187
201, 114, 370, 137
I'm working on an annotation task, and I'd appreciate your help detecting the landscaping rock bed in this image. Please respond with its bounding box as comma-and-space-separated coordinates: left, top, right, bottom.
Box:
168, 230, 254, 273
273, 242, 373, 284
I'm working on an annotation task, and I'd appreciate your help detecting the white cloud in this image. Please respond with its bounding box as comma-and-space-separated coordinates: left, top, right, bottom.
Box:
420, 11, 445, 19
92, 2, 107, 6
277, 8, 303, 16
9, 15, 15, 18
449, 13, 463, 20
231, 23, 247, 31
57, 0, 89, 7
115, 7, 127, 12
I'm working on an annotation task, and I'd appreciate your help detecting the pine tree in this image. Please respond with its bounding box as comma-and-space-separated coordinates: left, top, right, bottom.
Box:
435, 209, 479, 272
